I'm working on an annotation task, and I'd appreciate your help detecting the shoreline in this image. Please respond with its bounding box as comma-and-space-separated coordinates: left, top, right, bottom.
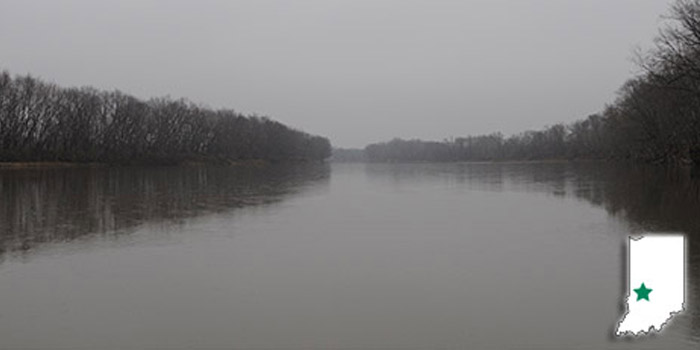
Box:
0, 159, 291, 169
334, 158, 611, 165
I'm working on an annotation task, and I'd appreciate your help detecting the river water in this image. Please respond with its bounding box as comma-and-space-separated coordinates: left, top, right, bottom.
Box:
0, 162, 698, 349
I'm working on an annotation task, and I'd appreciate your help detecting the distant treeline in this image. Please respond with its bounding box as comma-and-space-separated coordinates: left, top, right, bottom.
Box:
0, 72, 330, 164
332, 148, 366, 162
364, 0, 700, 166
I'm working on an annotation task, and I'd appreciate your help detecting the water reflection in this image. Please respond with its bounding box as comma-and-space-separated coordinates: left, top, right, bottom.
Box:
1, 162, 699, 347
0, 164, 330, 259
363, 162, 700, 234
365, 161, 700, 341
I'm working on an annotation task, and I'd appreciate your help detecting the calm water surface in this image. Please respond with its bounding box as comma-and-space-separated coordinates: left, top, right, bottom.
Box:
0, 162, 699, 349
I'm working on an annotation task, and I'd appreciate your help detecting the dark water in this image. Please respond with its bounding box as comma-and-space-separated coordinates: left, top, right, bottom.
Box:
0, 162, 699, 349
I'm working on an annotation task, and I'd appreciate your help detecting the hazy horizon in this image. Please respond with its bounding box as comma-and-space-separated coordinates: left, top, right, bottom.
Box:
1, 0, 674, 148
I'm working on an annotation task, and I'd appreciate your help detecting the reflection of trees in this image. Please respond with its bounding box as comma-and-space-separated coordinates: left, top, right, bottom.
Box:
0, 164, 329, 257
365, 162, 700, 236
366, 161, 700, 337
565, 163, 700, 339
363, 162, 574, 194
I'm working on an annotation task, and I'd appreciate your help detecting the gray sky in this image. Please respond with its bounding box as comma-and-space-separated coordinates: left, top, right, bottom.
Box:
1, 0, 673, 148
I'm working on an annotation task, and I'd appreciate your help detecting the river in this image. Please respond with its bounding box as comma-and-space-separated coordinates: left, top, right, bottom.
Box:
0, 162, 698, 349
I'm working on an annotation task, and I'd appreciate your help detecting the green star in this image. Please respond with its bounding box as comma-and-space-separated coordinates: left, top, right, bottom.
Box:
634, 282, 652, 301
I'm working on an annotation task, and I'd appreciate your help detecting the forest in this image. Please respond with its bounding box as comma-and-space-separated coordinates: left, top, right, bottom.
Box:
362, 0, 700, 166
0, 73, 331, 164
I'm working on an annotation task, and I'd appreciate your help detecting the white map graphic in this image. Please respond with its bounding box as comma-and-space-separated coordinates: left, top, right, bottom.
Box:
616, 235, 685, 336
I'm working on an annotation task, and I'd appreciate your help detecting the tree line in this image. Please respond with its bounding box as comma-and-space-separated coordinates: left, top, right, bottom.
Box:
364, 0, 700, 166
0, 72, 330, 164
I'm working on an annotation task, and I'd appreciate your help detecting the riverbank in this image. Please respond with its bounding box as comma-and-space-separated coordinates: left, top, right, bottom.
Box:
0, 159, 285, 169
0, 162, 96, 168
336, 158, 610, 164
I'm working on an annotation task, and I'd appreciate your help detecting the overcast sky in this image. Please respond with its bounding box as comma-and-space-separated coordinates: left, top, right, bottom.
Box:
1, 0, 674, 148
